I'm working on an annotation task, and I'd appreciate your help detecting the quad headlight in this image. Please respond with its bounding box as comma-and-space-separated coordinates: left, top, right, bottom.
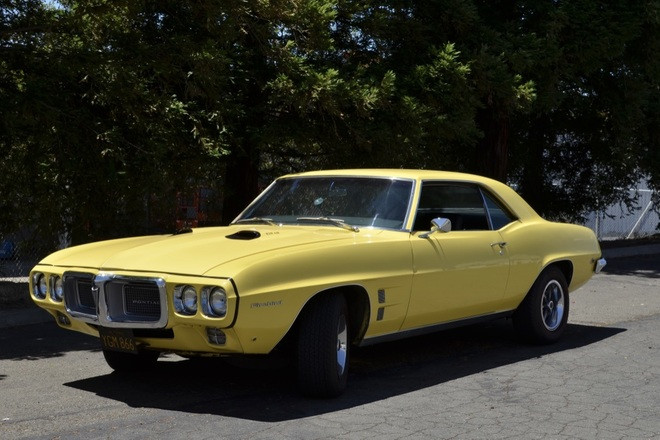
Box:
32, 272, 47, 299
210, 288, 228, 316
175, 284, 230, 318
174, 285, 198, 315
202, 287, 227, 317
49, 276, 64, 302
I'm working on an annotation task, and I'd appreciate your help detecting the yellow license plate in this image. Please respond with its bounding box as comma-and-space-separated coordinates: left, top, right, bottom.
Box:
99, 327, 138, 354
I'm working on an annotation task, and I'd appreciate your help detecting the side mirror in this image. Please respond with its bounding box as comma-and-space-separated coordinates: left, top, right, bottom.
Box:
419, 217, 452, 239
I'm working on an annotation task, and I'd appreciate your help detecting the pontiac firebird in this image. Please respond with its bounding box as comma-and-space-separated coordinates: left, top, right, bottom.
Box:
30, 169, 606, 397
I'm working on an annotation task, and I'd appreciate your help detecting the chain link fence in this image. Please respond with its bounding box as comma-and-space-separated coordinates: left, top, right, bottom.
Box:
582, 188, 659, 241
1, 186, 222, 279
0, 228, 42, 279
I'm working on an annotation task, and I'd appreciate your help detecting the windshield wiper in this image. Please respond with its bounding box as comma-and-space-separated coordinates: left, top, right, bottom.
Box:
234, 217, 277, 226
296, 217, 359, 232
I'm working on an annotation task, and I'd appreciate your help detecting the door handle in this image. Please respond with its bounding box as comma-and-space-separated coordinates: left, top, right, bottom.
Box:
490, 242, 507, 255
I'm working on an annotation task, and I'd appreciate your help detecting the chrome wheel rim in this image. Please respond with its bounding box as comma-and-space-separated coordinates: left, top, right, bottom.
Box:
336, 314, 348, 376
541, 280, 565, 331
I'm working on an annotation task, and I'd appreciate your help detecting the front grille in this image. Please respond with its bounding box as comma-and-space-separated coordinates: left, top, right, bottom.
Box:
104, 278, 165, 325
64, 273, 96, 318
124, 284, 161, 317
63, 272, 168, 328
77, 280, 95, 310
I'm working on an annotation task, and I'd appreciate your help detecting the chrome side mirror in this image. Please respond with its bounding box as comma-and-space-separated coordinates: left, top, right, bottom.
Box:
419, 217, 452, 238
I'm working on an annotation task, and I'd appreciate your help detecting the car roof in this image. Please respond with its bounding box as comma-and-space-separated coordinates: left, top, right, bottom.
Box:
280, 169, 540, 221
282, 169, 489, 181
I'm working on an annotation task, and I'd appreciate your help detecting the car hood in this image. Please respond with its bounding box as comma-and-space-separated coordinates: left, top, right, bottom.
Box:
39, 225, 360, 276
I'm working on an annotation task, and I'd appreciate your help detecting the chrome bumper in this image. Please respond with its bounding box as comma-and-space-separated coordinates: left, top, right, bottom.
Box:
594, 258, 607, 274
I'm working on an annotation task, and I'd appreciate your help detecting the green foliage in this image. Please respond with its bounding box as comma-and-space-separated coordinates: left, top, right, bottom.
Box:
0, 0, 658, 251
506, 0, 660, 219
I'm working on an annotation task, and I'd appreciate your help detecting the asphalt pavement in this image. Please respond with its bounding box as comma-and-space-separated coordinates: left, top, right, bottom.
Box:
0, 247, 658, 439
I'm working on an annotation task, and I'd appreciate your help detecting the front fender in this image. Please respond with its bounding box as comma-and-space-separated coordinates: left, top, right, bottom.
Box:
221, 231, 414, 354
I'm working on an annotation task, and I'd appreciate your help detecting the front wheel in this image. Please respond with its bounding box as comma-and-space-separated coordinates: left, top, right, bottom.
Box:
103, 349, 159, 372
513, 266, 569, 344
297, 293, 349, 397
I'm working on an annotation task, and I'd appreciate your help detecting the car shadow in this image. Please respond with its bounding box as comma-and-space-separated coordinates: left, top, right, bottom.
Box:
63, 320, 626, 422
0, 321, 100, 361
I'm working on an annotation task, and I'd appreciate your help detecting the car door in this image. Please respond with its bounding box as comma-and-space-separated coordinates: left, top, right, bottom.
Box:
401, 182, 513, 330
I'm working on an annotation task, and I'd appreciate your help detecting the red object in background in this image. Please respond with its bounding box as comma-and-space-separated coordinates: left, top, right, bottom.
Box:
175, 187, 221, 230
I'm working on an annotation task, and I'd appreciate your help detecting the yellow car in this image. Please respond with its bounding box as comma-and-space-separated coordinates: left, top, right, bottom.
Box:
30, 169, 606, 397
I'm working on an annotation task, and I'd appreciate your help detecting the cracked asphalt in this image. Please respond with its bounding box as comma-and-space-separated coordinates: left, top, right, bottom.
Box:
0, 256, 658, 439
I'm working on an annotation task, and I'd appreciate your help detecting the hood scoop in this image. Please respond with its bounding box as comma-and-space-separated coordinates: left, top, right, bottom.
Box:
226, 230, 261, 240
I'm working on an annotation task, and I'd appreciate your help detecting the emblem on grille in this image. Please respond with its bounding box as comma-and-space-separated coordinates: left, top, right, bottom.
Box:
130, 299, 160, 306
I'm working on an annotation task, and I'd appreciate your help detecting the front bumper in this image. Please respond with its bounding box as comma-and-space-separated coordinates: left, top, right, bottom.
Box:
30, 266, 244, 354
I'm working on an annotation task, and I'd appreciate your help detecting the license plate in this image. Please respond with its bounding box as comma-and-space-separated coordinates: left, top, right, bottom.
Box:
98, 327, 138, 354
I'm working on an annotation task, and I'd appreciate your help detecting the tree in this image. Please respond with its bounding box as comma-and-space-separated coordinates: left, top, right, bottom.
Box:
1, 0, 401, 244
1, 0, 658, 253
503, 0, 660, 219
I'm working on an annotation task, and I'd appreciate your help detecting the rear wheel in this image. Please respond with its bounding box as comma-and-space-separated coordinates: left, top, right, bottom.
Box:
513, 266, 569, 344
297, 293, 349, 397
103, 349, 159, 372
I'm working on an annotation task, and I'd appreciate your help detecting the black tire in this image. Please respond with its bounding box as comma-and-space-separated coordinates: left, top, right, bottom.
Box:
103, 349, 159, 372
513, 266, 569, 344
297, 293, 350, 398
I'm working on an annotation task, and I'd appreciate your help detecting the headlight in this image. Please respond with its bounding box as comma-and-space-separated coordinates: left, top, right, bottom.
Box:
174, 285, 197, 315
182, 287, 198, 313
50, 276, 64, 302
32, 272, 47, 299
208, 288, 227, 317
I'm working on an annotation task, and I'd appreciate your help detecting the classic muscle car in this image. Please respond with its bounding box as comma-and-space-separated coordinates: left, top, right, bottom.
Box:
30, 169, 606, 397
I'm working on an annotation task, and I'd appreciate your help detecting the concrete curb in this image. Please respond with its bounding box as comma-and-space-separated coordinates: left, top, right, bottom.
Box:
601, 243, 660, 260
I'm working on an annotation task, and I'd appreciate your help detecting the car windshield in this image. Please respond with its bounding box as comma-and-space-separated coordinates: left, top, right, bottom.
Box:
237, 177, 414, 230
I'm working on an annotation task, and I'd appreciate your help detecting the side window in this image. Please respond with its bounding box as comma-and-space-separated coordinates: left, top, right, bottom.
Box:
414, 183, 490, 231
481, 190, 517, 230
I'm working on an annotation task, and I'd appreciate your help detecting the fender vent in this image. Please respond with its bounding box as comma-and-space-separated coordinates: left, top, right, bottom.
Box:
226, 230, 261, 240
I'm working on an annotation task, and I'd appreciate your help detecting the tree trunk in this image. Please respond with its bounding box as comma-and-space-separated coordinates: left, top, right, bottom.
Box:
220, 15, 267, 225
474, 104, 509, 182
222, 147, 260, 224
520, 115, 547, 214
